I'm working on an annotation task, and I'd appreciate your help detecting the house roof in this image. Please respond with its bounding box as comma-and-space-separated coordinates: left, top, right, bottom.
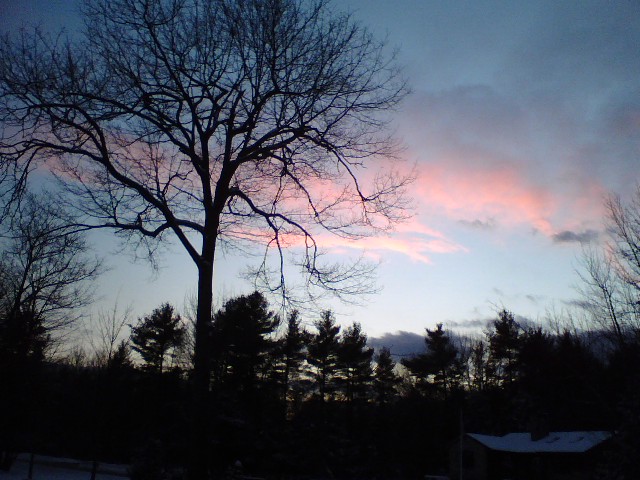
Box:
467, 431, 611, 453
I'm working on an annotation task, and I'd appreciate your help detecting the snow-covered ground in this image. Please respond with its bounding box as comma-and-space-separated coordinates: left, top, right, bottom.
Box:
1, 454, 129, 479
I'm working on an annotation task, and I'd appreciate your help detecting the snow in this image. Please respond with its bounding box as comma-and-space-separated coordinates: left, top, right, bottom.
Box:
467, 431, 612, 453
1, 454, 129, 479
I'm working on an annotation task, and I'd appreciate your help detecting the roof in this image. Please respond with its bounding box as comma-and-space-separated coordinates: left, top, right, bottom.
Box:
467, 431, 611, 454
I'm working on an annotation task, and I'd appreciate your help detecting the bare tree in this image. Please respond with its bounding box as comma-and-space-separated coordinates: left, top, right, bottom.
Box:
0, 194, 101, 468
578, 189, 640, 345
0, 0, 409, 476
0, 193, 102, 356
607, 191, 640, 290
577, 246, 628, 345
87, 300, 133, 368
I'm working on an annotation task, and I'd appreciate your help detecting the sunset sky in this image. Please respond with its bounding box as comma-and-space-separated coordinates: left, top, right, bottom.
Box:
2, 0, 639, 339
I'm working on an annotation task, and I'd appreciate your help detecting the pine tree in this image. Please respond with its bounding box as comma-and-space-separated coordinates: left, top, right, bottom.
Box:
307, 311, 341, 403
402, 323, 461, 397
130, 303, 186, 374
487, 310, 521, 388
108, 340, 133, 372
0, 309, 48, 367
469, 339, 488, 391
338, 322, 374, 404
373, 347, 400, 405
275, 310, 310, 410
210, 291, 279, 393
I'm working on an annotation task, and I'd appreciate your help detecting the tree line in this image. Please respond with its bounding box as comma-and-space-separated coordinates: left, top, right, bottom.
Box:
2, 284, 640, 478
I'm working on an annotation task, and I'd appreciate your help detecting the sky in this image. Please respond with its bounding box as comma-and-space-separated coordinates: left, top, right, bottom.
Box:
1, 0, 639, 342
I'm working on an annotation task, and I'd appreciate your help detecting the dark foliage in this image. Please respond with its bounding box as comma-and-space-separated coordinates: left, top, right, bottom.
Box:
2, 294, 639, 479
373, 346, 400, 405
130, 303, 186, 374
338, 322, 374, 404
273, 310, 310, 416
402, 323, 463, 398
307, 311, 342, 404
210, 292, 279, 393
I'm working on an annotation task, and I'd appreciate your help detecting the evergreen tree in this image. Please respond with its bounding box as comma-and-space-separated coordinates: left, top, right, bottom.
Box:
516, 328, 554, 397
210, 291, 279, 393
487, 309, 521, 388
469, 339, 488, 391
402, 323, 461, 397
108, 340, 133, 372
274, 310, 310, 411
130, 303, 186, 374
0, 309, 48, 367
338, 322, 374, 403
373, 347, 400, 405
307, 311, 341, 403
553, 331, 608, 429
0, 308, 46, 468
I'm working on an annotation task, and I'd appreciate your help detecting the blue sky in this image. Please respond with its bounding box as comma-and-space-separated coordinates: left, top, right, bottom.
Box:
2, 0, 639, 338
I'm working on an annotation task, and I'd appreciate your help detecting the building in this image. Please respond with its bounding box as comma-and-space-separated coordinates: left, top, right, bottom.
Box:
449, 431, 612, 480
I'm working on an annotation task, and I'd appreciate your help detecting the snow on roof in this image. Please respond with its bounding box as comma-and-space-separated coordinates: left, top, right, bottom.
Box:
467, 431, 611, 453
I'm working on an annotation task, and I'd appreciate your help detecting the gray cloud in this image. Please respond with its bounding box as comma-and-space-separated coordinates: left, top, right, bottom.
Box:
525, 294, 545, 304
404, 86, 529, 161
369, 331, 425, 358
444, 319, 490, 329
552, 229, 599, 244
459, 218, 497, 230
562, 298, 593, 310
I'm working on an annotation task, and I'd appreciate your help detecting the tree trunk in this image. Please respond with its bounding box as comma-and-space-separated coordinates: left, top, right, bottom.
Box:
189, 249, 215, 480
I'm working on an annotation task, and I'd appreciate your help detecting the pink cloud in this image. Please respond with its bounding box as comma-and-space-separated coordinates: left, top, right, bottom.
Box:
226, 212, 466, 265
406, 151, 606, 238
393, 86, 615, 240
414, 159, 554, 234
317, 217, 467, 264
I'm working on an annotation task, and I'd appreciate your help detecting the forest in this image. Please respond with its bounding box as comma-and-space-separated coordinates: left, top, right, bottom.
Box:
1, 283, 640, 478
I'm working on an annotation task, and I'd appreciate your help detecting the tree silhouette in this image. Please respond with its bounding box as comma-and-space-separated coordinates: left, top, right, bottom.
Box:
402, 323, 461, 398
338, 322, 373, 404
0, 2, 409, 474
0, 194, 101, 470
373, 347, 400, 405
130, 303, 186, 374
90, 302, 133, 370
487, 310, 521, 388
307, 311, 341, 404
274, 310, 310, 415
577, 189, 640, 346
468, 339, 488, 392
0, 194, 101, 352
210, 291, 279, 393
